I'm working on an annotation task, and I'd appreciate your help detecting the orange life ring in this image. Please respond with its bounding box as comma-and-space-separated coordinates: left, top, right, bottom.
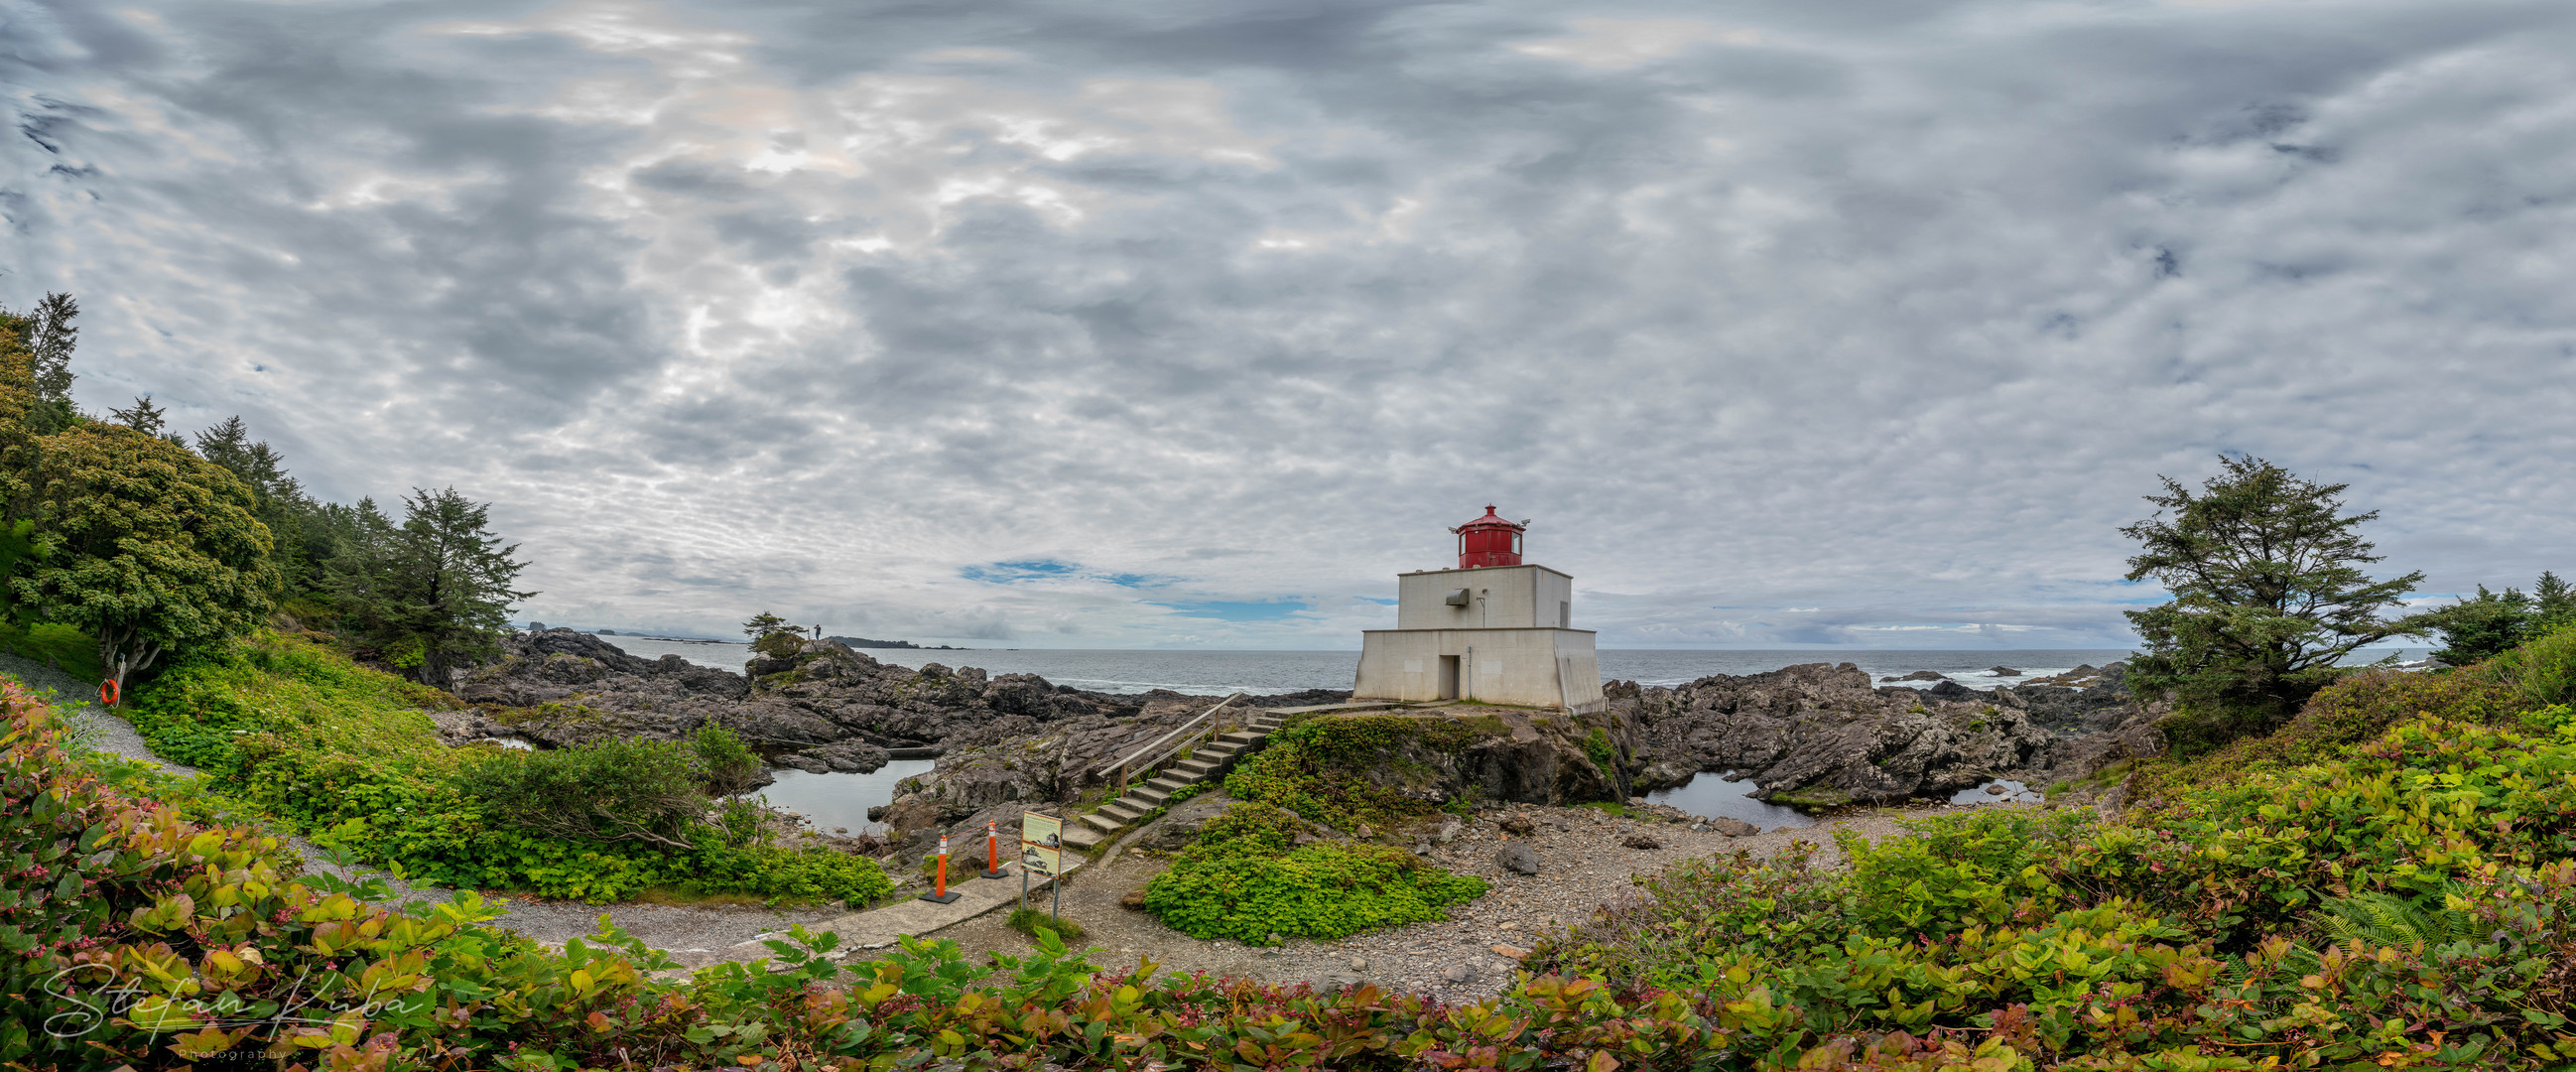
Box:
99, 680, 119, 707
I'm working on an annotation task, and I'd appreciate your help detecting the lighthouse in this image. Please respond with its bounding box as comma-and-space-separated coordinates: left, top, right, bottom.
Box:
1351, 506, 1605, 713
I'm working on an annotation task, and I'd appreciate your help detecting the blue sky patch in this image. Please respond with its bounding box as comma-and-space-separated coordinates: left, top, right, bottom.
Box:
961, 559, 1081, 584
1151, 600, 1308, 622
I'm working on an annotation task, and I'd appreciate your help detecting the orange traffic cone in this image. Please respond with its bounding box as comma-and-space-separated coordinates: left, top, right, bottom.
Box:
919, 833, 962, 904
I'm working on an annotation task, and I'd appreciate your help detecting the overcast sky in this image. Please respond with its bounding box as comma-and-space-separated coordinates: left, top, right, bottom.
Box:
4, 0, 2571, 649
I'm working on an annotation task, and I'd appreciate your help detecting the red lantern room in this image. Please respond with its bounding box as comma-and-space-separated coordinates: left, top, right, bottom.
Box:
1450, 505, 1527, 569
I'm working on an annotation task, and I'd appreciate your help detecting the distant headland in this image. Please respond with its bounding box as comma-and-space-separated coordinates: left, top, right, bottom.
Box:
520, 623, 963, 650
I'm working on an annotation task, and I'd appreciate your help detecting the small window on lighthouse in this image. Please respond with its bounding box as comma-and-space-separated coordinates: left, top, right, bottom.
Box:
1512, 532, 1523, 556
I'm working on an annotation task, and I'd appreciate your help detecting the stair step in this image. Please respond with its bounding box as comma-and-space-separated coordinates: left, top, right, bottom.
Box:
1144, 775, 1192, 794
1079, 812, 1125, 835
1061, 825, 1103, 851
1097, 801, 1147, 825
1200, 740, 1243, 756
1172, 759, 1217, 778
1129, 785, 1172, 806
1217, 731, 1262, 745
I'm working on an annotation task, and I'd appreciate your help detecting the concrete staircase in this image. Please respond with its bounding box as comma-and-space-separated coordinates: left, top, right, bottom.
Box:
1061, 710, 1285, 851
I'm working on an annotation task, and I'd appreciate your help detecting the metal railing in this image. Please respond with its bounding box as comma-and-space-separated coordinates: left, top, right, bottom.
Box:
1096, 692, 1246, 792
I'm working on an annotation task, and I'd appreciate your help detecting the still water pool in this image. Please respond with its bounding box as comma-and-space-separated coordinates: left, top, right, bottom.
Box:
752, 760, 938, 835
1644, 773, 1816, 831
1951, 779, 2044, 805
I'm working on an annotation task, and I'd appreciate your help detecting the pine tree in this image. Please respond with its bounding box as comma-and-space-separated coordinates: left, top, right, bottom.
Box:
2122, 457, 2425, 735
21, 292, 78, 435
384, 487, 533, 685
2538, 572, 2575, 634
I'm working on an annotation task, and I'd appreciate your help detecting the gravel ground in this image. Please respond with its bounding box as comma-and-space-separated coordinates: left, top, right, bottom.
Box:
14, 655, 841, 956
926, 793, 2025, 1005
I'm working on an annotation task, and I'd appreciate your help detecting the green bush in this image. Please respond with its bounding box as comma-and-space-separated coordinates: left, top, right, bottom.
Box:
1223, 714, 1500, 829
2487, 621, 2576, 709
1007, 906, 1087, 942
460, 737, 707, 849
752, 628, 804, 658
692, 719, 766, 796
1141, 802, 1485, 944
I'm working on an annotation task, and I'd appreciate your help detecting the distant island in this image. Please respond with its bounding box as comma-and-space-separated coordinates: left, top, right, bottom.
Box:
826, 635, 963, 650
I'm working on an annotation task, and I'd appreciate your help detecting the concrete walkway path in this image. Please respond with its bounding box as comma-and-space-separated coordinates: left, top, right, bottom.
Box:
686, 861, 1081, 970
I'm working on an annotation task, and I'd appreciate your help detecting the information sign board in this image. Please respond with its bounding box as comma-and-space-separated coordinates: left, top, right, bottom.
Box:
1020, 812, 1063, 877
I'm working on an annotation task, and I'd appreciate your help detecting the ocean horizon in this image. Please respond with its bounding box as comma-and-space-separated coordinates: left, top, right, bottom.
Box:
593, 636, 2434, 696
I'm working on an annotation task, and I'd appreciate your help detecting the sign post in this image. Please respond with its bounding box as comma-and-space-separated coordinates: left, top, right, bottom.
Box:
1019, 811, 1066, 916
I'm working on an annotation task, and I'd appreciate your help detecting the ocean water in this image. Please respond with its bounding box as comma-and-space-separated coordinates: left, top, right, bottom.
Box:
594, 636, 2430, 695
754, 759, 938, 835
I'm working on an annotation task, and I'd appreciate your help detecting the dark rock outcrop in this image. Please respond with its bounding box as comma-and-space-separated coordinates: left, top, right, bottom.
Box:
1625, 661, 2163, 811
454, 630, 1230, 777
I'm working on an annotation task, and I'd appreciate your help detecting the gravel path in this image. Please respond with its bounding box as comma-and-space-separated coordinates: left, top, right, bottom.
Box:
10, 656, 841, 956
926, 794, 2023, 1005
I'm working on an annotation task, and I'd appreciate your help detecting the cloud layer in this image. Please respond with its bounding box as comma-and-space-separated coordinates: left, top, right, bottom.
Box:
5, 0, 2572, 647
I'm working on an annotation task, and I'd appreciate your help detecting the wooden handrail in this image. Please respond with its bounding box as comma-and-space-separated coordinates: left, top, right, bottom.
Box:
1097, 692, 1245, 788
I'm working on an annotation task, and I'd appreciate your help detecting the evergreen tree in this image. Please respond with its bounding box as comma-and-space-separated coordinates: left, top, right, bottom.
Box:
322, 496, 403, 641
19, 292, 79, 435
382, 488, 533, 685
2122, 457, 2425, 734
2538, 572, 2576, 634
194, 416, 322, 595
741, 611, 804, 639
107, 395, 170, 437
2423, 585, 2535, 665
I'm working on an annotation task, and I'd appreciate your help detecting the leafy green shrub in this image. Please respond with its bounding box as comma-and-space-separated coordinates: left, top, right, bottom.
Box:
1007, 907, 1086, 942
751, 628, 804, 658
1142, 801, 1485, 943
2487, 621, 2576, 709
692, 719, 766, 796
1224, 714, 1502, 829
460, 737, 707, 848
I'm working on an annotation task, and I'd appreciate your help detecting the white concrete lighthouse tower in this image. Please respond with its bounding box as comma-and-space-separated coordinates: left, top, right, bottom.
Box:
1351, 507, 1605, 713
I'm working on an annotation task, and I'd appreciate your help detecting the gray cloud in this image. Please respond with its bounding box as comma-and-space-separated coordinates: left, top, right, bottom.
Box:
4, 0, 2572, 648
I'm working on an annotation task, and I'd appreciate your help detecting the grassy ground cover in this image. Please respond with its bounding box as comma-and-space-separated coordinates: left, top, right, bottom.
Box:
0, 621, 101, 684
116, 628, 890, 905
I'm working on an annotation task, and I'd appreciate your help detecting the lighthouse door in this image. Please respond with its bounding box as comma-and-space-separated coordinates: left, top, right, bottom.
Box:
1438, 656, 1461, 700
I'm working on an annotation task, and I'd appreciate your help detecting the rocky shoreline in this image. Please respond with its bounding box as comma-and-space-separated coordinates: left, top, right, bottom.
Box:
442, 633, 2162, 870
